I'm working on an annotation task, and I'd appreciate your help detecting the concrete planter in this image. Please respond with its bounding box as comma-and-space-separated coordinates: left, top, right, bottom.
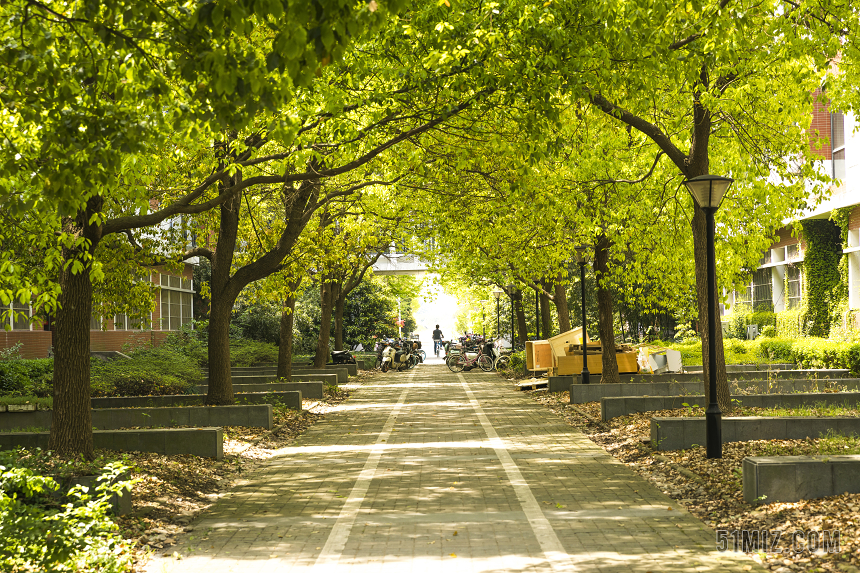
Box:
7, 404, 36, 412
744, 455, 860, 505
0, 427, 224, 459
53, 473, 133, 515
651, 416, 860, 451
90, 391, 302, 411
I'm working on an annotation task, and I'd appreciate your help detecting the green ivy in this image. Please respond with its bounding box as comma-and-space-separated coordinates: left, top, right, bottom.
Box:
776, 307, 805, 338
723, 304, 776, 339
801, 219, 843, 336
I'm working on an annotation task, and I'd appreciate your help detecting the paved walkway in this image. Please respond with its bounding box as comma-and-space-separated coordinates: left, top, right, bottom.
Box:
146, 365, 760, 572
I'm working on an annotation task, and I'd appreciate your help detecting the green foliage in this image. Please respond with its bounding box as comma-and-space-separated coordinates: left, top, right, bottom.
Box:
776, 307, 804, 338
231, 302, 281, 346
90, 348, 202, 397
0, 358, 53, 397
162, 323, 209, 366
0, 454, 134, 572
228, 339, 279, 367
757, 337, 860, 375
723, 304, 776, 340
759, 325, 776, 338
801, 219, 843, 337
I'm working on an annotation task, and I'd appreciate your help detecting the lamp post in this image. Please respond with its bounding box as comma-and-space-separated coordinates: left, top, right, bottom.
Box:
573, 246, 590, 385
478, 300, 489, 339
492, 287, 503, 340
507, 284, 515, 347
683, 174, 734, 460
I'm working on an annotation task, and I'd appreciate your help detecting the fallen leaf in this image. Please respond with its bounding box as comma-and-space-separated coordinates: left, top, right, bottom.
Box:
449, 553, 457, 557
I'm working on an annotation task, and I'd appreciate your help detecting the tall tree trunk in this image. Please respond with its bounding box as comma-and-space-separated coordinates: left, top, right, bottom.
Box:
553, 273, 572, 333
314, 280, 333, 368
49, 197, 103, 459
207, 296, 235, 404
595, 234, 619, 385
333, 280, 345, 351
205, 187, 242, 405
277, 286, 300, 381
693, 207, 731, 412
539, 279, 552, 337
512, 289, 528, 345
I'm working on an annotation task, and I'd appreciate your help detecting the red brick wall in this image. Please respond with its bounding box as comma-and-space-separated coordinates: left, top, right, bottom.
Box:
0, 330, 171, 358
849, 206, 860, 231
772, 226, 802, 249
810, 89, 832, 160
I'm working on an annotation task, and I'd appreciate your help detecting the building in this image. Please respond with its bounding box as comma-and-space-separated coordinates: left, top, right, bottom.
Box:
731, 90, 860, 328
2, 264, 195, 359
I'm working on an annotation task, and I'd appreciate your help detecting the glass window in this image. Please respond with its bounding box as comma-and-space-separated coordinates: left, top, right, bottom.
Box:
786, 243, 800, 260
90, 313, 101, 331
787, 264, 802, 309
832, 111, 845, 149
11, 302, 30, 331
834, 148, 846, 180
181, 278, 192, 291
752, 268, 773, 310
114, 314, 126, 331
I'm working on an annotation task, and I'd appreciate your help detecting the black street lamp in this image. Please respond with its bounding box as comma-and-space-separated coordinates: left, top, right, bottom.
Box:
507, 284, 515, 347
573, 246, 590, 385
683, 174, 733, 459
492, 287, 503, 340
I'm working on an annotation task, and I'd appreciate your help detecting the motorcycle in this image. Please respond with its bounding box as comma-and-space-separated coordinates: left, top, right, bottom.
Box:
381, 340, 413, 372
331, 350, 356, 364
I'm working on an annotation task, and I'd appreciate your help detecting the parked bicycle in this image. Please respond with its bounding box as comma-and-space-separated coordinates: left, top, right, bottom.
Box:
447, 337, 493, 372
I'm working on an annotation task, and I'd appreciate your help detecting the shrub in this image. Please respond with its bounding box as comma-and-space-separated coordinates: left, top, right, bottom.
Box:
757, 337, 860, 374
0, 454, 134, 572
0, 358, 53, 397
760, 325, 776, 338
90, 348, 202, 397
162, 322, 208, 365
229, 338, 279, 367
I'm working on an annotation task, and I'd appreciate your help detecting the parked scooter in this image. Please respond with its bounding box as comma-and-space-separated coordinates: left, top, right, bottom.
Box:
381, 340, 413, 372
331, 350, 356, 364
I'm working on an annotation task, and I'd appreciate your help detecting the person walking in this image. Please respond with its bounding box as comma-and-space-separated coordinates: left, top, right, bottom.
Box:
432, 324, 444, 356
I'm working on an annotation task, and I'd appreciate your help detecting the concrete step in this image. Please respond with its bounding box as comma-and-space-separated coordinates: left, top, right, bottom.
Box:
90, 391, 302, 410
744, 455, 860, 505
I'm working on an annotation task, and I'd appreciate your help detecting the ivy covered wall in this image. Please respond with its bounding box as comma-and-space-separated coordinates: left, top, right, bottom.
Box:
801, 218, 843, 337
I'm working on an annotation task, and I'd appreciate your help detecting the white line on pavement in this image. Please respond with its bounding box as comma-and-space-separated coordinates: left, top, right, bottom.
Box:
458, 373, 576, 572
313, 369, 414, 571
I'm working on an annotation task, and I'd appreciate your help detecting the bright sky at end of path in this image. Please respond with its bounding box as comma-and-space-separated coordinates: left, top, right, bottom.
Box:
414, 274, 458, 343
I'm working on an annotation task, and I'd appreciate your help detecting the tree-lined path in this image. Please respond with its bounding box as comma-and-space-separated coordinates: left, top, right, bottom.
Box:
146, 367, 759, 572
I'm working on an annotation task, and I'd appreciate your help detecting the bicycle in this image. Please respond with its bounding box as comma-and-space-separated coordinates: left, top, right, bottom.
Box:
447, 343, 493, 373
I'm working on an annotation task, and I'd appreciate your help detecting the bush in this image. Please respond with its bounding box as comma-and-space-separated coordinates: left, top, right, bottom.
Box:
162, 322, 208, 365
760, 325, 776, 338
758, 337, 860, 374
0, 454, 134, 572
229, 338, 279, 367
0, 358, 53, 397
90, 348, 202, 397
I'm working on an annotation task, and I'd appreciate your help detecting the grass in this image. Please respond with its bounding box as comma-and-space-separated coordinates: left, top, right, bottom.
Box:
758, 429, 860, 456
0, 395, 53, 409
0, 425, 49, 433
678, 401, 860, 418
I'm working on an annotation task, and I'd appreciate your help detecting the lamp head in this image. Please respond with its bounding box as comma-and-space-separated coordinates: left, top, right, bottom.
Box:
683, 174, 733, 210
573, 245, 589, 264
491, 286, 504, 300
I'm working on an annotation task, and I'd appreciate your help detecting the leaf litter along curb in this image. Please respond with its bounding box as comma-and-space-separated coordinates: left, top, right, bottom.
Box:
79, 370, 369, 570
527, 387, 860, 573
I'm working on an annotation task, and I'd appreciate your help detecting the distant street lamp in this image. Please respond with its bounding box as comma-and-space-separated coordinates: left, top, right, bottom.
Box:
683, 174, 734, 460
507, 284, 515, 346
492, 287, 504, 340
479, 300, 489, 339
573, 246, 591, 385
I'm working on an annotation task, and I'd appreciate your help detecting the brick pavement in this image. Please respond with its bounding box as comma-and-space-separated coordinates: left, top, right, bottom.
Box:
145, 365, 762, 572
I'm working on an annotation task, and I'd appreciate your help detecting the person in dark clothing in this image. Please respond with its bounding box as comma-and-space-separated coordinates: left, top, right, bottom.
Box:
432, 325, 444, 356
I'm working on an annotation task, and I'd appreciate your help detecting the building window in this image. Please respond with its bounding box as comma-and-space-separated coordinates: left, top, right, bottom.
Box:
785, 243, 801, 261
159, 273, 194, 331
9, 302, 30, 331
761, 249, 772, 265
832, 111, 846, 180
752, 268, 773, 310
787, 264, 802, 309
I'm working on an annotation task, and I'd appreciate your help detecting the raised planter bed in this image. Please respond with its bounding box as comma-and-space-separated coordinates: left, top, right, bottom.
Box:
192, 381, 324, 399
743, 455, 860, 505
7, 404, 37, 412
0, 405, 273, 431
0, 427, 224, 459
651, 416, 860, 451
570, 378, 860, 404
90, 391, 302, 411
617, 369, 848, 384
601, 392, 860, 421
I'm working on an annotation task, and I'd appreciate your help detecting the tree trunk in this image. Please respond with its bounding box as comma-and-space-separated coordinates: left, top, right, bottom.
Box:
206, 296, 235, 404
314, 280, 333, 368
595, 234, 619, 385
539, 279, 552, 337
553, 273, 571, 333
49, 198, 103, 458
277, 291, 299, 381
512, 289, 528, 345
693, 207, 731, 412
333, 280, 345, 351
